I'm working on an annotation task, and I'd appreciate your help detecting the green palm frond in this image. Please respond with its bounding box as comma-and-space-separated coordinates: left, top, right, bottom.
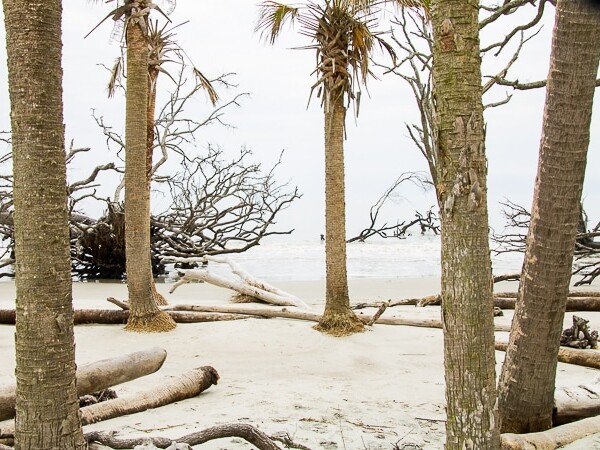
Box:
256, 1, 300, 44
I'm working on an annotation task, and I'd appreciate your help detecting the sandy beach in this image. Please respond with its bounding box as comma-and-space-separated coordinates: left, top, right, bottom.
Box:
1, 277, 600, 449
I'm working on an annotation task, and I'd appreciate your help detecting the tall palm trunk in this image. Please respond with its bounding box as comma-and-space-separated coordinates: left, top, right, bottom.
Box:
124, 21, 175, 332
497, 0, 600, 433
315, 90, 363, 336
3, 0, 86, 447
430, 0, 500, 447
146, 67, 168, 306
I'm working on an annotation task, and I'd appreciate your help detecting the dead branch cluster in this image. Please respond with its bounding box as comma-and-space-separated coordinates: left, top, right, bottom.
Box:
347, 171, 439, 243
0, 69, 299, 280
492, 200, 600, 285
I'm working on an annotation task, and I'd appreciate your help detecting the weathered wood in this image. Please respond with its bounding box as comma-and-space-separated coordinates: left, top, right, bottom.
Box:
0, 367, 220, 437
80, 366, 219, 425
168, 304, 511, 331
85, 423, 280, 450
494, 291, 600, 299
169, 268, 311, 309
0, 347, 167, 421
501, 414, 600, 449
0, 308, 255, 325
554, 382, 600, 425
496, 341, 600, 369
495, 297, 600, 312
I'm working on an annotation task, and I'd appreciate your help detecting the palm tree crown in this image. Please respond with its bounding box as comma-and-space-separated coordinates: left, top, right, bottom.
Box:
257, 0, 428, 113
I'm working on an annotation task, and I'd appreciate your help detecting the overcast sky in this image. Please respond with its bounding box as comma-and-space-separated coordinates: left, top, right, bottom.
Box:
0, 1, 598, 242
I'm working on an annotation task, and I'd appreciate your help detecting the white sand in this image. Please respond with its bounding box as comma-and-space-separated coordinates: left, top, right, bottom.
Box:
0, 278, 599, 449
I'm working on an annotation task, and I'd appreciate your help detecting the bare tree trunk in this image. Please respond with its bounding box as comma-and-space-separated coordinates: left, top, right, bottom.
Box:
317, 90, 363, 336
0, 348, 167, 421
497, 0, 600, 434
124, 19, 175, 332
430, 0, 500, 447
3, 0, 86, 447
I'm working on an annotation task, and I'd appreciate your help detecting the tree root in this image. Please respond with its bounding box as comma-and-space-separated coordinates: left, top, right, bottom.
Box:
85, 423, 286, 450
124, 310, 176, 333
314, 310, 364, 336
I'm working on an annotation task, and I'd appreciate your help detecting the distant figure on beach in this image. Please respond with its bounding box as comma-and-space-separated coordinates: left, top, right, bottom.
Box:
320, 234, 325, 242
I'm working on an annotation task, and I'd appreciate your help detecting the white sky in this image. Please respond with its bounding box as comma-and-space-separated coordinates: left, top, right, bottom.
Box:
0, 1, 598, 242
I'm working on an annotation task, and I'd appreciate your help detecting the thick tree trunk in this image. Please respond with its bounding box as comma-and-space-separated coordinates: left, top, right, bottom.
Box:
0, 348, 167, 421
124, 20, 175, 332
497, 0, 600, 434
3, 0, 86, 447
430, 0, 500, 447
317, 90, 363, 336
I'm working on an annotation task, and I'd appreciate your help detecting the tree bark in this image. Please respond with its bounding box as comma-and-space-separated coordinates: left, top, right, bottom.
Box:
124, 17, 175, 332
497, 0, 600, 434
3, 0, 86, 447
0, 348, 167, 421
430, 0, 500, 447
318, 89, 363, 336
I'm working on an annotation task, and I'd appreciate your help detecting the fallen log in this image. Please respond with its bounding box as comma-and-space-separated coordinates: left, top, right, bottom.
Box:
85, 423, 281, 450
0, 366, 220, 437
167, 304, 511, 331
0, 309, 255, 325
501, 414, 600, 449
0, 347, 167, 421
169, 267, 311, 309
495, 296, 600, 311
495, 341, 600, 369
554, 381, 600, 425
494, 291, 600, 299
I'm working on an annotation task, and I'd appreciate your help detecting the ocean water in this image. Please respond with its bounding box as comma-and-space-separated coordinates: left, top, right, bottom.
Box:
200, 235, 524, 281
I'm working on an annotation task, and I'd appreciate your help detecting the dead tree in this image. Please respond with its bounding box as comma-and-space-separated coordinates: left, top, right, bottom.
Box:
0, 66, 300, 280
492, 200, 600, 285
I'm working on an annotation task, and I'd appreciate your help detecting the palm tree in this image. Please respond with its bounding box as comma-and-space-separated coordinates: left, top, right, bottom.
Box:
3, 0, 86, 447
91, 0, 176, 331
256, 0, 426, 336
108, 19, 219, 306
429, 0, 500, 447
497, 0, 600, 433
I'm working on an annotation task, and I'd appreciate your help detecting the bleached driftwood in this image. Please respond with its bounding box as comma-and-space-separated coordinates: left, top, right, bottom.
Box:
501, 414, 600, 449
0, 367, 220, 438
0, 347, 167, 421
168, 258, 311, 309
554, 379, 600, 425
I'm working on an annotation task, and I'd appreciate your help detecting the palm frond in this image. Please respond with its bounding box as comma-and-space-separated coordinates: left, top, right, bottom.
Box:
107, 56, 123, 98
256, 1, 300, 44
193, 68, 219, 106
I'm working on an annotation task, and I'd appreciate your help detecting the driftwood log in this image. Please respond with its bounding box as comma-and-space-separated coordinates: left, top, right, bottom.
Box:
494, 296, 600, 312
554, 380, 600, 425
0, 309, 255, 325
0, 347, 167, 421
501, 414, 600, 449
496, 341, 600, 370
168, 261, 311, 309
164, 304, 511, 332
85, 423, 281, 450
0, 366, 220, 438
